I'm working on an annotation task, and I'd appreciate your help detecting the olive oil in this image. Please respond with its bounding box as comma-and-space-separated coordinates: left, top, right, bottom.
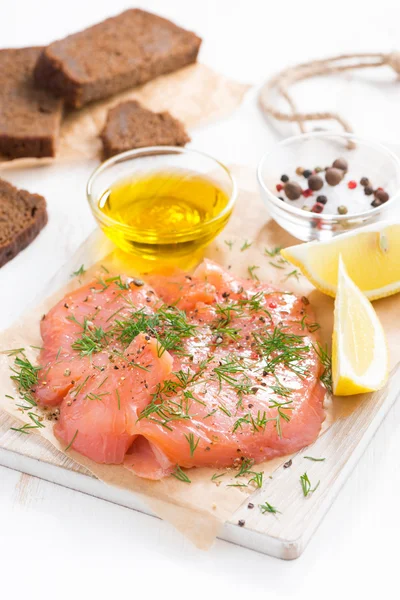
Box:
97, 169, 232, 263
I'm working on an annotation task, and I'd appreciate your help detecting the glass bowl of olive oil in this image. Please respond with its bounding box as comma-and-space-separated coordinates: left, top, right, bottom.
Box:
87, 146, 237, 264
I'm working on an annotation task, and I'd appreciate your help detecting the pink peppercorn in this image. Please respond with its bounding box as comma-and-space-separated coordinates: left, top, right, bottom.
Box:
302, 188, 313, 198
269, 302, 277, 309
311, 203, 324, 213
348, 180, 357, 189
276, 183, 284, 192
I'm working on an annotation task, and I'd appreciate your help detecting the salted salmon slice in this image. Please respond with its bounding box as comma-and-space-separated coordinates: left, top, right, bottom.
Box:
36, 274, 159, 406
54, 334, 173, 463
33, 260, 327, 479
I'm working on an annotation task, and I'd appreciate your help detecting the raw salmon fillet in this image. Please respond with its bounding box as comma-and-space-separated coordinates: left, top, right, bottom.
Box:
32, 260, 326, 479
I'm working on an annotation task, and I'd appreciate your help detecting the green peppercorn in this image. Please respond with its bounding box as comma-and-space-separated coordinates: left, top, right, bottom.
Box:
337, 205, 348, 215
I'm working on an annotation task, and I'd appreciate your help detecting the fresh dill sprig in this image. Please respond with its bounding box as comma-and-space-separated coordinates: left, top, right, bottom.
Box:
259, 501, 280, 514
72, 325, 108, 356
184, 432, 200, 457
254, 325, 310, 378
224, 240, 234, 250
171, 465, 191, 483
300, 472, 320, 497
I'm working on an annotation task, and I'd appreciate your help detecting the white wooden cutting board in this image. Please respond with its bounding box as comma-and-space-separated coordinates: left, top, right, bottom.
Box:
0, 229, 399, 559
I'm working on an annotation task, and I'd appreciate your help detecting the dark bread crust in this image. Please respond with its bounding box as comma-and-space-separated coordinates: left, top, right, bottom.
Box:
0, 178, 48, 268
34, 9, 202, 108
100, 100, 190, 158
0, 47, 63, 159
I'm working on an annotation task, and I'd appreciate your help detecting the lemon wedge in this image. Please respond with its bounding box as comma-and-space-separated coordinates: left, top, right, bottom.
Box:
332, 256, 389, 395
281, 221, 400, 300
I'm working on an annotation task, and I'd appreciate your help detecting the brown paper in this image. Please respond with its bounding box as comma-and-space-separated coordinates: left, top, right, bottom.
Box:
0, 64, 250, 171
1, 165, 399, 548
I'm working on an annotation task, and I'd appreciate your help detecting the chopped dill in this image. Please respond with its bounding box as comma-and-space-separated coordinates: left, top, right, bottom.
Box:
64, 429, 79, 451
249, 471, 263, 488
71, 264, 86, 278
264, 246, 282, 257
304, 456, 325, 462
300, 472, 320, 497
247, 265, 260, 281
171, 465, 191, 483
224, 240, 234, 250
284, 269, 301, 281
259, 501, 280, 514
240, 240, 252, 252
184, 432, 200, 457
211, 472, 226, 481
313, 342, 332, 393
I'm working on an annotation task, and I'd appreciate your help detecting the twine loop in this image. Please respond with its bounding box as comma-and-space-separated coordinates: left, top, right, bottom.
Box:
259, 52, 400, 134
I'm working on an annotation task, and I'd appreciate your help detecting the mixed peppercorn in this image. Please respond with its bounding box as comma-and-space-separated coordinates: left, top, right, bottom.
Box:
276, 157, 390, 215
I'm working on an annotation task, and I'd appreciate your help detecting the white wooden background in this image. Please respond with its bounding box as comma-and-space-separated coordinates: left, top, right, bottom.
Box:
1, 0, 400, 598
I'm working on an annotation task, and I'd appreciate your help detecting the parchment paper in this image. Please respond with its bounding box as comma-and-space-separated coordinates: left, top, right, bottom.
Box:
0, 165, 399, 548
0, 64, 250, 171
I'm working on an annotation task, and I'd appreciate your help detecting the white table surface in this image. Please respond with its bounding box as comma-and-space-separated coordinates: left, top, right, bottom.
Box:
1, 0, 400, 597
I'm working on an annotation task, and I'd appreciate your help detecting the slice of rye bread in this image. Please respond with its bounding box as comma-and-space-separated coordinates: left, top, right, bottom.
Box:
0, 47, 63, 159
34, 9, 202, 109
0, 178, 48, 268
100, 101, 191, 158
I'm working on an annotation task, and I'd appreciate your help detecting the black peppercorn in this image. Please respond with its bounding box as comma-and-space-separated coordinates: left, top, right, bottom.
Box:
371, 198, 382, 208
278, 196, 285, 201
303, 169, 312, 179
364, 186, 374, 196
247, 503, 254, 509
280, 174, 289, 183
360, 177, 369, 187
238, 519, 245, 527
316, 195, 328, 205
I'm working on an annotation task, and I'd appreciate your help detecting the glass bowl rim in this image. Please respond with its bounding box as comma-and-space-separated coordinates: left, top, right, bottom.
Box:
86, 145, 238, 239
257, 131, 400, 222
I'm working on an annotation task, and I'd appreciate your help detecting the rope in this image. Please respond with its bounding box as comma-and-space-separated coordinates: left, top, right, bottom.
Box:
259, 52, 400, 134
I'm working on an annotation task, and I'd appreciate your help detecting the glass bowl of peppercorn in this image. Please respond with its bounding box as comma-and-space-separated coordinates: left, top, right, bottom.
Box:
257, 132, 400, 241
